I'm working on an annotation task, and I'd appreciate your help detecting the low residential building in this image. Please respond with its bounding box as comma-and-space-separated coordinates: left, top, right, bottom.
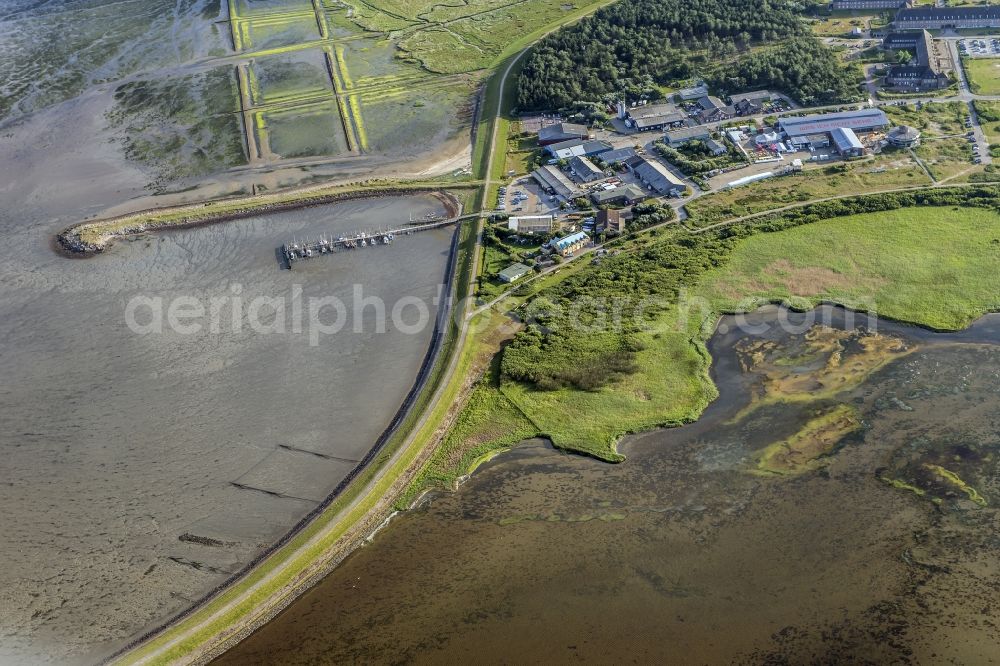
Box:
697, 95, 726, 112
625, 103, 688, 132
550, 231, 589, 256
531, 165, 580, 199
538, 122, 589, 145
831, 127, 865, 157
507, 215, 555, 234
547, 138, 614, 159
696, 95, 734, 124
597, 147, 638, 166
755, 131, 784, 147
498, 262, 533, 283
704, 138, 728, 156
730, 90, 773, 116
832, 0, 908, 9
664, 126, 711, 146
568, 155, 605, 182
591, 184, 649, 206
622, 154, 645, 170
595, 208, 627, 235
699, 107, 735, 124
678, 83, 709, 100
631, 158, 686, 196
894, 5, 1000, 29
883, 30, 950, 90
726, 128, 747, 144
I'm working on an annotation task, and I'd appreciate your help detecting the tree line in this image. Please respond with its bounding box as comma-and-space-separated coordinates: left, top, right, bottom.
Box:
516, 0, 862, 111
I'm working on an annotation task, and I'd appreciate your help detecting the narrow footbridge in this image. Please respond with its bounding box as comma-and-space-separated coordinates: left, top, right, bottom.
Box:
280, 211, 482, 268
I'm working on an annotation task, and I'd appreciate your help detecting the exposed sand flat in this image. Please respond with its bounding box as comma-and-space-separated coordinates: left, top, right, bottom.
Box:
0, 95, 453, 663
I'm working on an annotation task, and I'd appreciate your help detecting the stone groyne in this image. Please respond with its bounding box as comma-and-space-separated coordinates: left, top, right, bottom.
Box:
56, 185, 462, 256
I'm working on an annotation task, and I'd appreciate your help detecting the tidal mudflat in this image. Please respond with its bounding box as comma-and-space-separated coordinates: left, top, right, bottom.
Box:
219, 306, 1000, 664
0, 193, 453, 664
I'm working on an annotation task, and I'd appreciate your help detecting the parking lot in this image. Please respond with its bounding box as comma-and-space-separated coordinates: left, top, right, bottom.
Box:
497, 178, 560, 216
497, 157, 666, 217
960, 38, 1000, 58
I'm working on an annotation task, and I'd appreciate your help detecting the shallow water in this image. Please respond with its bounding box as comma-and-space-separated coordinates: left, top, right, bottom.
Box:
218, 306, 1000, 664
0, 193, 453, 664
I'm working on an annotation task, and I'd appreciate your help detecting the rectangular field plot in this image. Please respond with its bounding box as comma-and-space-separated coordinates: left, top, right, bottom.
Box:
966, 58, 1000, 96
247, 49, 334, 106
259, 103, 352, 159
358, 81, 475, 154
234, 0, 314, 17
322, 5, 370, 39
106, 66, 247, 184
237, 15, 320, 51
342, 38, 429, 85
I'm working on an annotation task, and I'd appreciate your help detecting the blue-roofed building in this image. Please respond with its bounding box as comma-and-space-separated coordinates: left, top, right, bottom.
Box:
777, 109, 889, 138
550, 231, 589, 257
831, 127, 865, 157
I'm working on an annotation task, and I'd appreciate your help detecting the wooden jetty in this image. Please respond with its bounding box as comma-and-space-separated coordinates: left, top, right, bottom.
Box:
281, 214, 458, 268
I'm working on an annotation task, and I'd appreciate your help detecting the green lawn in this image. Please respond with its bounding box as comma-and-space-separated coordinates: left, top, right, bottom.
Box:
686, 155, 932, 226
479, 232, 543, 299
913, 137, 974, 181
973, 100, 1000, 144
883, 101, 969, 138
695, 206, 1000, 330
965, 57, 1000, 95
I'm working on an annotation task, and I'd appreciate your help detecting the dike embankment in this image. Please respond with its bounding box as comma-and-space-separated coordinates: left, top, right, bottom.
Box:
57, 185, 462, 256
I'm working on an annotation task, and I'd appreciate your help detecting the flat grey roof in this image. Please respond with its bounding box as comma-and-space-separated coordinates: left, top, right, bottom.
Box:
598, 147, 638, 163
538, 122, 588, 140
778, 109, 889, 137
831, 127, 864, 152
897, 6, 1000, 19
532, 165, 578, 197
665, 126, 711, 142
592, 184, 647, 203
632, 158, 685, 193
568, 155, 605, 181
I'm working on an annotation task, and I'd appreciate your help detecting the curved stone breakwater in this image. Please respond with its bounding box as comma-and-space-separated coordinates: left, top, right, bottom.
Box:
56, 184, 462, 255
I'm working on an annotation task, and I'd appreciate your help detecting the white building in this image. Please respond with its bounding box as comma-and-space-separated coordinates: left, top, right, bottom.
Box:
508, 215, 555, 234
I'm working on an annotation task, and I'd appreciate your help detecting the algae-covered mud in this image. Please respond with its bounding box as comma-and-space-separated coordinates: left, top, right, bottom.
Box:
1, 0, 476, 202
0, 193, 453, 664
218, 306, 1000, 664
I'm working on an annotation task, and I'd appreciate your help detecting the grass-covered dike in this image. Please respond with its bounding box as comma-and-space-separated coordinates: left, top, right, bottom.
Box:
57, 181, 470, 255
